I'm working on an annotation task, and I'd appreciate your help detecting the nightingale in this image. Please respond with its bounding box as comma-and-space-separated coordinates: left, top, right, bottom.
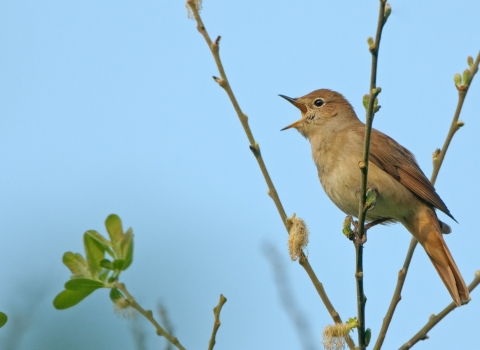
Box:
280, 88, 469, 306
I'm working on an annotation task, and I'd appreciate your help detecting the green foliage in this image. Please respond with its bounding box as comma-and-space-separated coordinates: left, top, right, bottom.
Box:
365, 328, 372, 346
0, 312, 7, 328
362, 94, 369, 110
365, 187, 377, 210
53, 289, 96, 310
109, 288, 125, 302
53, 214, 134, 310
342, 216, 354, 239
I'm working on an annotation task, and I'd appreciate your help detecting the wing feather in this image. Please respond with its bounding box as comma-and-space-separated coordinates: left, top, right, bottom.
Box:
362, 128, 455, 221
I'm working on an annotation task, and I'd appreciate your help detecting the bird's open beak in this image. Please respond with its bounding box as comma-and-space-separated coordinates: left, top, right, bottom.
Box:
279, 94, 306, 131
280, 119, 303, 131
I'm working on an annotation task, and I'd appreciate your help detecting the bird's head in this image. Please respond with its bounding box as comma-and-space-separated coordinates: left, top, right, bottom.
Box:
280, 89, 358, 139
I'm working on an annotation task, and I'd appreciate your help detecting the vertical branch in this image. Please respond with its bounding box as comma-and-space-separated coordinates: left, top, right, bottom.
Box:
374, 50, 480, 350
185, 2, 355, 348
355, 2, 390, 349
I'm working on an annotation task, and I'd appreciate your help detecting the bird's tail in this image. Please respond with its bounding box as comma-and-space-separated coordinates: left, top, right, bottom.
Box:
407, 208, 470, 306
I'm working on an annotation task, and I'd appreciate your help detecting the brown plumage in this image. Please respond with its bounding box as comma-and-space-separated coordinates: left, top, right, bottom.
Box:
280, 89, 470, 306
366, 128, 454, 221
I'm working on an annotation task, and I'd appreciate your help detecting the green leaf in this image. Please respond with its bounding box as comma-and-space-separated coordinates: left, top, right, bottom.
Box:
113, 259, 125, 270
120, 228, 134, 270
365, 187, 377, 210
62, 252, 89, 277
53, 289, 95, 310
109, 288, 124, 302
105, 214, 124, 256
65, 278, 105, 292
84, 232, 106, 278
342, 216, 354, 238
100, 259, 114, 270
98, 269, 110, 282
0, 312, 7, 328
365, 328, 372, 346
85, 230, 114, 257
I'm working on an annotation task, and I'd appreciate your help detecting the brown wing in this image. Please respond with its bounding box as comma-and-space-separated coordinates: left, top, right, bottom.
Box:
361, 128, 456, 221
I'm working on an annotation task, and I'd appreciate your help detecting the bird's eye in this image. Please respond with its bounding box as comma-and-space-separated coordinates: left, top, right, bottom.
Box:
314, 99, 324, 107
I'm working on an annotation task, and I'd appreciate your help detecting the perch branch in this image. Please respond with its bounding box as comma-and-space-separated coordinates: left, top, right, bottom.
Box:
355, 1, 389, 349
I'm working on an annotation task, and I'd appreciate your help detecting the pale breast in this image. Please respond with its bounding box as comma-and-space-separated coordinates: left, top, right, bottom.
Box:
311, 134, 420, 222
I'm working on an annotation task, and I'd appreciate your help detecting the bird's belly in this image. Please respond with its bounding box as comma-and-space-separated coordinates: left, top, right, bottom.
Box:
318, 161, 418, 222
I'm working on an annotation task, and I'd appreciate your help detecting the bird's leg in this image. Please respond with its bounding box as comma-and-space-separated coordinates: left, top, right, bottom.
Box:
358, 228, 367, 244
357, 218, 391, 244
364, 217, 391, 230
351, 219, 367, 244
350, 220, 367, 244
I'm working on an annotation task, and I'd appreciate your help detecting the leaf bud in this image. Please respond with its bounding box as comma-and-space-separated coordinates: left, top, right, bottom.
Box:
462, 69, 471, 86
453, 73, 462, 86
384, 3, 392, 19
467, 56, 474, 68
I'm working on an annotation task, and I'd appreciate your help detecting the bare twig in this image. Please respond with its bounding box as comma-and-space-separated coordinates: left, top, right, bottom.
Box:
374, 50, 480, 350
113, 282, 186, 350
185, 2, 355, 348
399, 271, 480, 350
208, 294, 227, 350
355, 1, 389, 349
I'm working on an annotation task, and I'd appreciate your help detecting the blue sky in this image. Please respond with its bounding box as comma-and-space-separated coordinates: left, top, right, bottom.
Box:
0, 1, 479, 349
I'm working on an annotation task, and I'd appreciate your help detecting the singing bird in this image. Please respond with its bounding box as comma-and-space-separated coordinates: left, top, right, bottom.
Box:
280, 89, 469, 306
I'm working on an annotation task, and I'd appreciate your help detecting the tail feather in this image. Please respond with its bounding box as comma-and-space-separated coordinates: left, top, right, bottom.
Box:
425, 236, 470, 305
408, 208, 470, 306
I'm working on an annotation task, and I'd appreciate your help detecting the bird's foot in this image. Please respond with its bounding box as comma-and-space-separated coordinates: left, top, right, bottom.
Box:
350, 219, 367, 244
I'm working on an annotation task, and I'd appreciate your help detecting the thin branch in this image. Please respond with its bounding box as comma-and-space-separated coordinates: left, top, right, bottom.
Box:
186, 0, 286, 223
355, 1, 389, 349
374, 50, 480, 350
208, 294, 227, 350
374, 237, 416, 350
431, 50, 480, 184
399, 271, 480, 350
185, 2, 355, 348
114, 282, 186, 350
